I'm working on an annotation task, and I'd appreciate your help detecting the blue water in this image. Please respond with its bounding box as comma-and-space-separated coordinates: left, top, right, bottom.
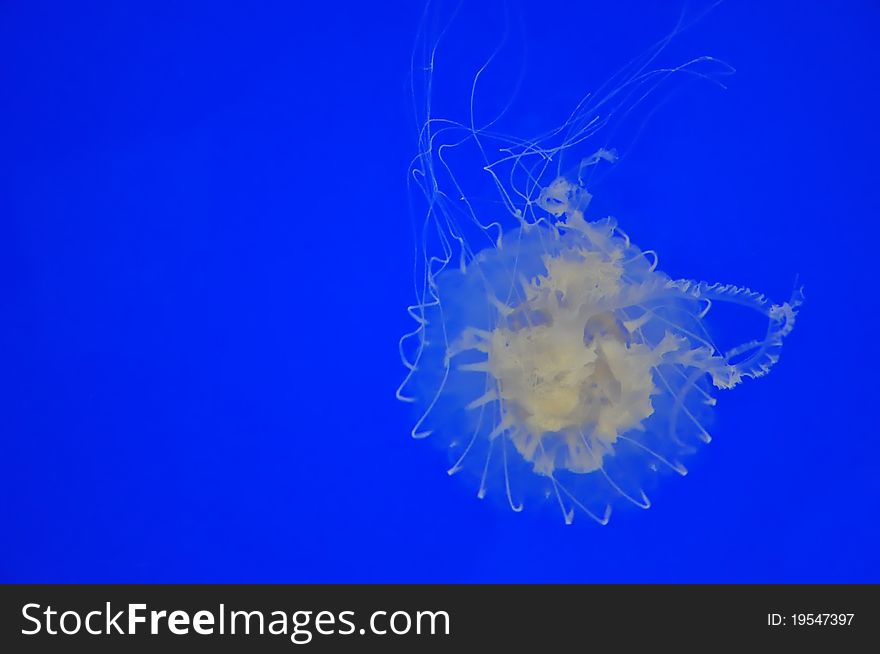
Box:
2, 0, 877, 582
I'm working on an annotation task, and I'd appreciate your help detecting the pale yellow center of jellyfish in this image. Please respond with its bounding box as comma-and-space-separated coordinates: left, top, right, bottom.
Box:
486, 247, 679, 475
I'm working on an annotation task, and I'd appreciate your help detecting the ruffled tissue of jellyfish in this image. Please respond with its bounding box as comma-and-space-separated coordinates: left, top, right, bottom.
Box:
397, 11, 803, 525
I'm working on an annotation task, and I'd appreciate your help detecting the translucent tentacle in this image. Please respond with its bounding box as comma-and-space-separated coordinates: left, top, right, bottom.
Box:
670, 279, 804, 388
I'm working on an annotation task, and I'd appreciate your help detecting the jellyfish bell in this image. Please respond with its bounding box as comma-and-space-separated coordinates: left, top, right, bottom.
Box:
397, 5, 802, 524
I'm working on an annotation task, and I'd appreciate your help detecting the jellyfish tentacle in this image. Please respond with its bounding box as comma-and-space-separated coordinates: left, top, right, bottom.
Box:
553, 476, 612, 525
396, 297, 440, 400
407, 297, 455, 439
617, 434, 689, 476
477, 437, 495, 499
548, 474, 576, 525
448, 389, 493, 476
501, 437, 524, 512
670, 280, 804, 388
600, 467, 652, 509
577, 430, 650, 509
669, 366, 714, 445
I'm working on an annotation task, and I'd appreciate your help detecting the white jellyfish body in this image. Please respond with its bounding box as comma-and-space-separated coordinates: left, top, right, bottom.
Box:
398, 7, 802, 523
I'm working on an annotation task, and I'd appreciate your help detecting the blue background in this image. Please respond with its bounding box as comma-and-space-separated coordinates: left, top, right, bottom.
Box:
2, 0, 878, 582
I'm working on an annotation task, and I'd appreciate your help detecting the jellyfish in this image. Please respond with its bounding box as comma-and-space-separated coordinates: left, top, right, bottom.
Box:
397, 6, 802, 524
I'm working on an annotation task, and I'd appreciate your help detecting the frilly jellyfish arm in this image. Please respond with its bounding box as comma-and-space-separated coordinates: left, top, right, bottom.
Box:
667, 279, 805, 389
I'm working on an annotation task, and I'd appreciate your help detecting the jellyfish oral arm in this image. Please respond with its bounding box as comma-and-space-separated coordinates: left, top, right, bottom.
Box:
667, 279, 805, 388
